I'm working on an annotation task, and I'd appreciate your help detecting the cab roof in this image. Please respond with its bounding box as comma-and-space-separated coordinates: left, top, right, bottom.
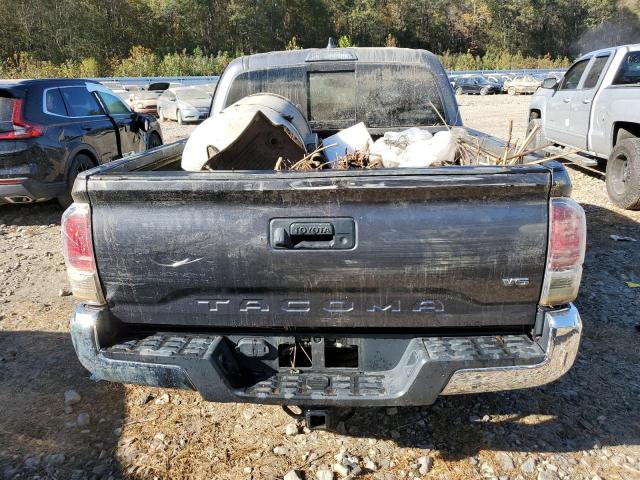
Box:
577, 43, 640, 61
232, 47, 440, 70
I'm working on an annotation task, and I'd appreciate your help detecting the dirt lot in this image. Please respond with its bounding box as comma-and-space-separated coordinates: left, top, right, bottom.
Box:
1, 95, 639, 480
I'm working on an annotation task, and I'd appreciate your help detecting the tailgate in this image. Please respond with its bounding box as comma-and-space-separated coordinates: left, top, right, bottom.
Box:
89, 168, 550, 329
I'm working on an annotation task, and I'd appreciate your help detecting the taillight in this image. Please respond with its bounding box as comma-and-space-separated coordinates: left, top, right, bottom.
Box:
540, 198, 586, 306
0, 99, 42, 140
61, 203, 105, 304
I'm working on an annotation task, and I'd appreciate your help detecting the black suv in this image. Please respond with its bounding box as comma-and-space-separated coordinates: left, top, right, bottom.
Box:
0, 79, 162, 206
453, 76, 501, 95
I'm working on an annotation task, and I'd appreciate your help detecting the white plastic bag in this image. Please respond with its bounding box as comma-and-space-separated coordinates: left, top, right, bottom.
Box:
371, 128, 456, 168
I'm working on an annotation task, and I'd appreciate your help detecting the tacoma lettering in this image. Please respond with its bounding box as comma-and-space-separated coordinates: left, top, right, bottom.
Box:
196, 298, 445, 313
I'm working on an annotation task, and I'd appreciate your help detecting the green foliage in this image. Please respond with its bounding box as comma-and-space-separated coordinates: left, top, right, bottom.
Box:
439, 50, 572, 71
286, 37, 303, 51
337, 35, 355, 48
384, 34, 398, 48
0, 0, 636, 78
77, 58, 101, 77
110, 46, 158, 77
156, 48, 230, 76
0, 52, 104, 78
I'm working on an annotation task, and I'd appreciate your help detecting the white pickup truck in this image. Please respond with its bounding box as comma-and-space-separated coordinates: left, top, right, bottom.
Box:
529, 44, 640, 209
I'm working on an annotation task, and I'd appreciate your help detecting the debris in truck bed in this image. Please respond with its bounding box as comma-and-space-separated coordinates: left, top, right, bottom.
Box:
274, 143, 336, 171
201, 110, 307, 170
182, 93, 566, 173
181, 93, 313, 171
372, 127, 457, 168
336, 145, 383, 170
275, 143, 382, 171
322, 122, 373, 167
455, 121, 579, 166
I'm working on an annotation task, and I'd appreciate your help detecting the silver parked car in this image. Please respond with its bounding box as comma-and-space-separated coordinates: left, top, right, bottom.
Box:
157, 87, 211, 124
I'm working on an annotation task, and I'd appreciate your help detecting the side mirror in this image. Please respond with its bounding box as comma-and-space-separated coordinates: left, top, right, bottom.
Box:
135, 114, 150, 132
542, 78, 558, 90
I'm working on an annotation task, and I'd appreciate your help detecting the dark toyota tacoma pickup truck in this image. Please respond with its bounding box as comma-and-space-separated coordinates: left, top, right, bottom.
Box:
63, 48, 585, 427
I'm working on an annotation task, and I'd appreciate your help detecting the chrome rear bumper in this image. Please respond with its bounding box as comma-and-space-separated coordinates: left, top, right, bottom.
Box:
442, 304, 581, 394
70, 304, 581, 405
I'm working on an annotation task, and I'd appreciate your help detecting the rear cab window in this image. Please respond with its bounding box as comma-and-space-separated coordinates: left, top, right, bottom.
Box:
613, 51, 640, 85
59, 87, 103, 117
356, 64, 445, 128
224, 63, 445, 131
308, 71, 355, 125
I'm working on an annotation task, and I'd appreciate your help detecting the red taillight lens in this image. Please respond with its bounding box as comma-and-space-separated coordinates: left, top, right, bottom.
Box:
0, 99, 42, 140
61, 203, 105, 304
62, 203, 94, 272
549, 199, 586, 270
540, 198, 586, 306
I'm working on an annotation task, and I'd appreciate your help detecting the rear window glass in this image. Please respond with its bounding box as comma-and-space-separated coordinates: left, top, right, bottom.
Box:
356, 64, 445, 127
308, 71, 356, 123
60, 87, 103, 117
45, 88, 68, 116
613, 52, 640, 85
226, 67, 306, 110
225, 63, 445, 129
0, 97, 15, 132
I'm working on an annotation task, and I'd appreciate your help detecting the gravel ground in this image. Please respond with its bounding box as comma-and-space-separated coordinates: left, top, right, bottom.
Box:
1, 96, 639, 480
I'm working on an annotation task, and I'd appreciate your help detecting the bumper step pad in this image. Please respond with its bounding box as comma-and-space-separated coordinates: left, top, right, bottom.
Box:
423, 335, 544, 363
102, 332, 545, 404
107, 333, 217, 359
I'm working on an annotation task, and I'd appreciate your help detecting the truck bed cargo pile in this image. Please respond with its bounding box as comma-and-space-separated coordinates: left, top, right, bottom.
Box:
181, 93, 557, 172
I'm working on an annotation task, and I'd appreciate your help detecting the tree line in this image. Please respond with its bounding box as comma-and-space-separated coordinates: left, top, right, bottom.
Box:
1, 0, 638, 77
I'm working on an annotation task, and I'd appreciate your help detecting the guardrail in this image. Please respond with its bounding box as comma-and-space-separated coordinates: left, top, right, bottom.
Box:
94, 69, 565, 90
93, 76, 219, 88
447, 68, 566, 78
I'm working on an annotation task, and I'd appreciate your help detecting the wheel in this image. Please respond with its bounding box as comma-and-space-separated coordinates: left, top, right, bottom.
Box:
177, 110, 184, 125
58, 153, 95, 208
146, 131, 162, 150
480, 87, 489, 96
455, 87, 463, 96
526, 118, 549, 150
606, 138, 640, 210
508, 87, 516, 96
158, 108, 165, 122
